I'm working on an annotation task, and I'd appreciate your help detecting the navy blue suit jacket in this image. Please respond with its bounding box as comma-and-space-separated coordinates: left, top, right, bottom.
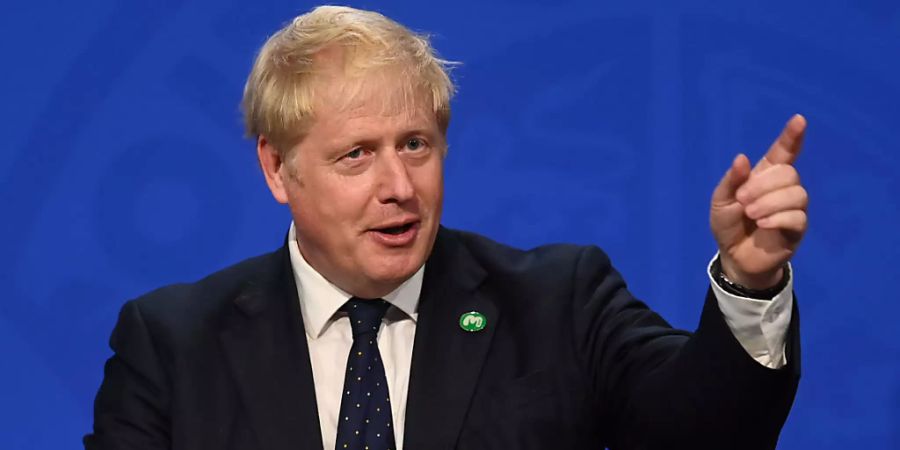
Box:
85, 227, 801, 449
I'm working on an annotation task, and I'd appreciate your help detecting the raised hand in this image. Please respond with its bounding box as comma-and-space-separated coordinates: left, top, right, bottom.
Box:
709, 114, 809, 289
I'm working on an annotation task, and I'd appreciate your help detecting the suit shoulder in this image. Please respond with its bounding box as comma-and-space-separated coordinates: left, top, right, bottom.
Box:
444, 228, 612, 280
124, 249, 283, 328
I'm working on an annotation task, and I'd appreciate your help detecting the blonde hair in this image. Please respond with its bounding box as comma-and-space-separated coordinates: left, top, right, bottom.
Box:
241, 5, 456, 154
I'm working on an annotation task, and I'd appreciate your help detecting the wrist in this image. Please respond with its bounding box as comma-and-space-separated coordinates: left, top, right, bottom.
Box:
711, 256, 790, 300
719, 255, 784, 290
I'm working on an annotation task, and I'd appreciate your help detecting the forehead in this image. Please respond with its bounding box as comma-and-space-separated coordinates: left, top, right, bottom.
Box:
313, 68, 434, 123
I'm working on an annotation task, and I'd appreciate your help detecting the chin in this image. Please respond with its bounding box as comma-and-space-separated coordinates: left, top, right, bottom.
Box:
362, 254, 422, 288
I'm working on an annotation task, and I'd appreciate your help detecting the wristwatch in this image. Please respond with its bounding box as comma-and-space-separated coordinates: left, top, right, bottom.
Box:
711, 256, 790, 300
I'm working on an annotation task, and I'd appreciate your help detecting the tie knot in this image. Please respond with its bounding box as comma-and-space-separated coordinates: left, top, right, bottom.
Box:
341, 298, 390, 338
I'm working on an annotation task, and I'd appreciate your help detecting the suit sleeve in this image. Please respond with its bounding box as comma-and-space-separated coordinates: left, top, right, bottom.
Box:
571, 246, 800, 450
84, 300, 172, 450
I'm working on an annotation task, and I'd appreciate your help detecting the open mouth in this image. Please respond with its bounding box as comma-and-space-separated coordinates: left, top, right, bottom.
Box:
374, 222, 416, 235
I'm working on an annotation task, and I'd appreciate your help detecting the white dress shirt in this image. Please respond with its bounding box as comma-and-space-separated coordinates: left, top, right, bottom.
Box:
707, 253, 794, 368
288, 224, 421, 450
287, 223, 793, 449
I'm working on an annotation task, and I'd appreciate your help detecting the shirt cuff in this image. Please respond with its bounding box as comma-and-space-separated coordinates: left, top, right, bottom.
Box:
707, 253, 793, 369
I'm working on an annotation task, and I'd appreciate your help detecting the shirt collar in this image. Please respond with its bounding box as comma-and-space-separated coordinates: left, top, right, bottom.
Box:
287, 222, 423, 339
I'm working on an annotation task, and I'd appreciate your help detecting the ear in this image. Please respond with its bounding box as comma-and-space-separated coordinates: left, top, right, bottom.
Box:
257, 135, 289, 204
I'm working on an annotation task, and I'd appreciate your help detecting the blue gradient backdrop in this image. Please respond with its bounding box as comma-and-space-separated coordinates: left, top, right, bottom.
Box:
2, 0, 898, 448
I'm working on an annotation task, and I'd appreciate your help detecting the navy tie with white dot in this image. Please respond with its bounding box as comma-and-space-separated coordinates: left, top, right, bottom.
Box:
335, 298, 396, 450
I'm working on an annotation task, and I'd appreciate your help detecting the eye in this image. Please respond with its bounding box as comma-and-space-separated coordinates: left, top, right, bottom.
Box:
405, 137, 425, 151
344, 147, 364, 159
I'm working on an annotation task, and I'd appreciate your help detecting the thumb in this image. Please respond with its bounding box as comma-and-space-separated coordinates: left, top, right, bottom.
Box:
711, 153, 751, 205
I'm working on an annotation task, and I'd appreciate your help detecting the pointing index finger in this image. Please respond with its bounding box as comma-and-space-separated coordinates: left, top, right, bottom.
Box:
753, 114, 807, 173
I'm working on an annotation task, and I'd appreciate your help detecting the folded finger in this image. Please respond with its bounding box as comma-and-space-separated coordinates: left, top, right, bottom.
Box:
745, 185, 808, 220
736, 164, 801, 204
756, 209, 808, 233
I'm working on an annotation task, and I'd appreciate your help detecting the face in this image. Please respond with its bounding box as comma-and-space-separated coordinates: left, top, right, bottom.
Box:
259, 69, 445, 299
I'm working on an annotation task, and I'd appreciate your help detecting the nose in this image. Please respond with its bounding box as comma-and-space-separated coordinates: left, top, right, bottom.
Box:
375, 150, 415, 204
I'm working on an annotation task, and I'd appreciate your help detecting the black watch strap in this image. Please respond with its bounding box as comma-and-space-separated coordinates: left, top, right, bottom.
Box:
711, 256, 790, 300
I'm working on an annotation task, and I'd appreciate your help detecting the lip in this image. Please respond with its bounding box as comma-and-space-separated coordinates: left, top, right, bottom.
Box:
366, 220, 420, 247
369, 216, 420, 230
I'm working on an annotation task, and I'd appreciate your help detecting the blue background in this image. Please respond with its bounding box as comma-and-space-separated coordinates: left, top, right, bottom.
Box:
2, 0, 898, 448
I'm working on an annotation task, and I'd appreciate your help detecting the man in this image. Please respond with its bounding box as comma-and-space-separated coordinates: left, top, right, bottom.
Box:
86, 5, 807, 450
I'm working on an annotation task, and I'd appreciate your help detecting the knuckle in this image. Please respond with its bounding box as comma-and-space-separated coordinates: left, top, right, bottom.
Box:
779, 164, 799, 180
771, 163, 798, 181
797, 186, 809, 205
794, 212, 809, 232
790, 167, 801, 184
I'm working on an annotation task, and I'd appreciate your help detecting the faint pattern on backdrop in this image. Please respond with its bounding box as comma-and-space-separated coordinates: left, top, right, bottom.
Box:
1, 0, 898, 448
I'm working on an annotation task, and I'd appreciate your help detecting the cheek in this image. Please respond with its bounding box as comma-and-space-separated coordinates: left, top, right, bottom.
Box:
289, 174, 370, 230
414, 158, 444, 206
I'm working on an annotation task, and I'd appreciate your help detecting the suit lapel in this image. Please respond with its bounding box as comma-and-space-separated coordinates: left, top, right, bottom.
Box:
219, 246, 324, 450
404, 228, 497, 449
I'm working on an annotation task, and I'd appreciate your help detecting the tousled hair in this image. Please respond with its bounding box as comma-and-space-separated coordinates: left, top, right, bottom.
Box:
241, 5, 456, 154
